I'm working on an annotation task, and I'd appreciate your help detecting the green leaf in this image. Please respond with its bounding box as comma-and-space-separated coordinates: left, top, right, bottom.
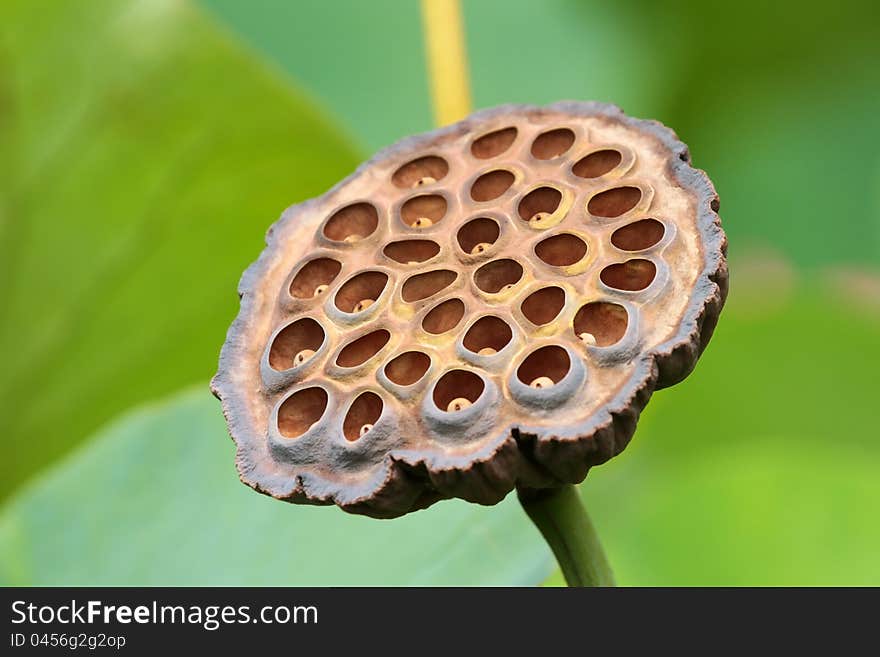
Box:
585, 440, 880, 586
0, 0, 361, 499
203, 0, 432, 154
661, 0, 880, 269
0, 389, 552, 586
547, 278, 880, 585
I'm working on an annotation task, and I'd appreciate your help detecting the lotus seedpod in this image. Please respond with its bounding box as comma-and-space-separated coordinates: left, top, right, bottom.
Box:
212, 102, 728, 519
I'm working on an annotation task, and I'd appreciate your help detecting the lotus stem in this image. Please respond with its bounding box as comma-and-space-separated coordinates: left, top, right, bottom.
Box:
518, 484, 615, 587
421, 0, 472, 126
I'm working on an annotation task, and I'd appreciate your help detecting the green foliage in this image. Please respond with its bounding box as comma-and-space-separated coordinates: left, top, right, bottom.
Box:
0, 0, 361, 499
656, 0, 880, 269
587, 440, 880, 585
203, 0, 432, 154
0, 390, 551, 586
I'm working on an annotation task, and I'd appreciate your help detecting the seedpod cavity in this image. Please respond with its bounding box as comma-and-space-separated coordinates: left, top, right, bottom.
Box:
213, 102, 728, 519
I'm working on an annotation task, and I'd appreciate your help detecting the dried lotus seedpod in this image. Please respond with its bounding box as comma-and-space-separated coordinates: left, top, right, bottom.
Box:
212, 101, 728, 519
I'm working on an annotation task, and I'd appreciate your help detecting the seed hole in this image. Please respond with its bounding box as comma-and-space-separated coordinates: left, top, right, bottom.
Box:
422, 298, 466, 334
342, 392, 383, 441
268, 318, 325, 371
384, 351, 431, 386
401, 194, 447, 227
323, 202, 379, 242
611, 219, 665, 251
433, 370, 485, 412
392, 155, 449, 189
535, 233, 587, 266
474, 259, 523, 293
600, 259, 656, 291
531, 128, 575, 159
470, 169, 515, 202
278, 387, 328, 439
588, 186, 641, 218
518, 187, 562, 221
517, 346, 570, 386
521, 287, 565, 325
383, 239, 441, 264
457, 217, 500, 255
463, 316, 513, 354
336, 329, 391, 368
573, 301, 628, 347
334, 271, 389, 313
471, 126, 517, 159
573, 149, 622, 178
402, 269, 457, 302
289, 258, 342, 299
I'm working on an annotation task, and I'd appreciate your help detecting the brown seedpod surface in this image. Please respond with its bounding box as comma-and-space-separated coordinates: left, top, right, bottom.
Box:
212, 102, 728, 519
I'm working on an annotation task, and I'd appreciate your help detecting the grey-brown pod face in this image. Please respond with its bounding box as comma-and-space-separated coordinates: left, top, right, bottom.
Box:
213, 102, 728, 518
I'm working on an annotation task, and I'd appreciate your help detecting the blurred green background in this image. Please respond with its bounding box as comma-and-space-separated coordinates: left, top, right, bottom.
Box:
0, 0, 877, 585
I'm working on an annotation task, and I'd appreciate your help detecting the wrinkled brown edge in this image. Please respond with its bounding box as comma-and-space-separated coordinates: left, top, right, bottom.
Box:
211, 101, 729, 518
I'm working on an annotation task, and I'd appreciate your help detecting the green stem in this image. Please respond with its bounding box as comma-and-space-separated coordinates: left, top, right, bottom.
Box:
518, 484, 615, 587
